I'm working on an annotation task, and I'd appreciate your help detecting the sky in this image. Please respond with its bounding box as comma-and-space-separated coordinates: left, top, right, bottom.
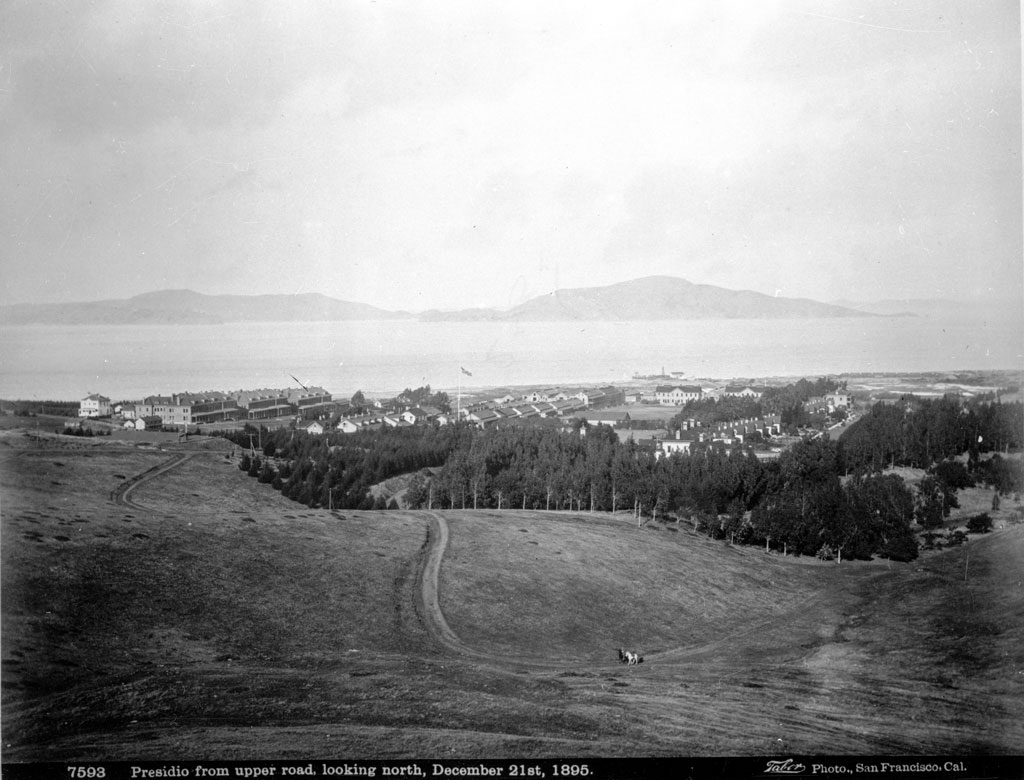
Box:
1, 0, 1021, 313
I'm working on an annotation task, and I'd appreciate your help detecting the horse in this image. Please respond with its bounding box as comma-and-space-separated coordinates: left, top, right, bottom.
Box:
617, 648, 644, 665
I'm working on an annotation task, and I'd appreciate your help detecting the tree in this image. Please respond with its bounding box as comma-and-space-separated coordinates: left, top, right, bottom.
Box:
914, 476, 946, 529
258, 460, 275, 484
405, 472, 431, 510
430, 391, 452, 414
931, 460, 974, 490
845, 473, 917, 561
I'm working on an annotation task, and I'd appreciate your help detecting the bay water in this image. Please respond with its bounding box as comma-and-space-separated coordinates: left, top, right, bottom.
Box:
1, 314, 1020, 402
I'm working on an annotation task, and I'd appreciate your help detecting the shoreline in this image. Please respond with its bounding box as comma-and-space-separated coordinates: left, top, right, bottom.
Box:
2, 368, 1019, 413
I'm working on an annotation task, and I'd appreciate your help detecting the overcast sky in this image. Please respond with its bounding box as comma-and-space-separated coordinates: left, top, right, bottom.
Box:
1, 1, 1020, 312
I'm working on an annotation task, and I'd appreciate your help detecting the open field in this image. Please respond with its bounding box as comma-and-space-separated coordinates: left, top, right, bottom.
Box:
1, 428, 1022, 760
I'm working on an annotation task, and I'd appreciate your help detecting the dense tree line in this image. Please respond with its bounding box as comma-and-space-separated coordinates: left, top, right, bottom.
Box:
2, 399, 83, 417
220, 423, 468, 509
838, 397, 1023, 473
227, 393, 1021, 563
406, 423, 919, 561
749, 439, 918, 561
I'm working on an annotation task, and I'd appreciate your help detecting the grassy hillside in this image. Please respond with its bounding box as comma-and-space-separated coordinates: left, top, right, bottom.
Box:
1, 431, 1021, 759
440, 511, 826, 661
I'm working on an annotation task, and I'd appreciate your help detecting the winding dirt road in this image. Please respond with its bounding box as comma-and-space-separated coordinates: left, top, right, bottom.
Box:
114, 456, 830, 674
110, 452, 197, 513
414, 512, 559, 668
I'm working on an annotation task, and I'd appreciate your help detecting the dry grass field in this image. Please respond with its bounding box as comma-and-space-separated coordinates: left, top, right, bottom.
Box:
1, 427, 1022, 760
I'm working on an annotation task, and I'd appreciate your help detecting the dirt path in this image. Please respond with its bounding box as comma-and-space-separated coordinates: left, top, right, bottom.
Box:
416, 513, 588, 670
102, 463, 861, 681
110, 452, 197, 513
415, 512, 841, 675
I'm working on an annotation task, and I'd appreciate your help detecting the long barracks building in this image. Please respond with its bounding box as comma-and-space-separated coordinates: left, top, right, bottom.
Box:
136, 387, 333, 427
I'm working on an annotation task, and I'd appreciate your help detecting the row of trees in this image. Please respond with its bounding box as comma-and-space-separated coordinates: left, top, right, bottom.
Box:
838, 397, 1023, 473
406, 425, 919, 560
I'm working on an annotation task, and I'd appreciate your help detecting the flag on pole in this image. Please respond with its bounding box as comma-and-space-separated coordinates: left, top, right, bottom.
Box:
461, 367, 472, 376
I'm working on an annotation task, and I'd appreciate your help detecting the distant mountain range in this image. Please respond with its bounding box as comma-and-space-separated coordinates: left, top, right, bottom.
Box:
422, 276, 878, 321
0, 289, 407, 326
1, 276, 937, 326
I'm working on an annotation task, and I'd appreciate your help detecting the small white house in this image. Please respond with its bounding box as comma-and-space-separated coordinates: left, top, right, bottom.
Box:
304, 421, 325, 435
825, 392, 853, 409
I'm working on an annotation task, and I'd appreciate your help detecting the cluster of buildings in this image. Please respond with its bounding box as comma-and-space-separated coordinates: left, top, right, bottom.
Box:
79, 388, 334, 430
331, 404, 447, 434
657, 415, 784, 457
463, 386, 625, 429
652, 384, 766, 405
336, 386, 626, 434
78, 381, 853, 445
805, 391, 855, 413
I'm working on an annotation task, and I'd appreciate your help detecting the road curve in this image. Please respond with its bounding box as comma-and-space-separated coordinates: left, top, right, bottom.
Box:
416, 512, 560, 668
111, 452, 197, 513
414, 511, 833, 673
107, 460, 827, 674
416, 512, 661, 671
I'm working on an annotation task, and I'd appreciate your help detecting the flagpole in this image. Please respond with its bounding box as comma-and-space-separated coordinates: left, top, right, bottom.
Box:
457, 366, 471, 422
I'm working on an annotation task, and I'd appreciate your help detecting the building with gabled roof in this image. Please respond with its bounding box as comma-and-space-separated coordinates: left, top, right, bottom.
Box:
466, 409, 501, 429
722, 385, 763, 399
79, 393, 112, 418
654, 385, 703, 406
576, 410, 631, 427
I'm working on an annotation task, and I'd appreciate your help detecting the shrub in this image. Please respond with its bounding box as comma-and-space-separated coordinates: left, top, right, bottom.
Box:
879, 532, 919, 562
945, 530, 968, 546
966, 513, 993, 534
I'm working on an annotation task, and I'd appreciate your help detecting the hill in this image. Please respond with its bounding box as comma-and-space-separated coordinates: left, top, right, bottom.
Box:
2, 432, 1021, 759
0, 289, 410, 326
4, 277, 886, 325
423, 276, 880, 321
